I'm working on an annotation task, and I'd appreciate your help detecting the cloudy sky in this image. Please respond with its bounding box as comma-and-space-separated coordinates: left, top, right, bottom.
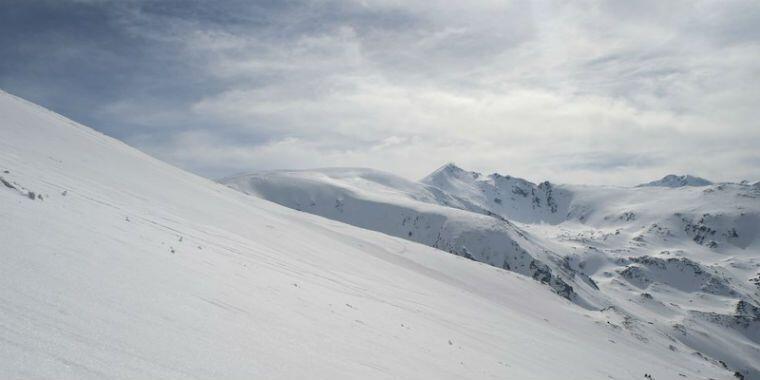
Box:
1, 0, 758, 185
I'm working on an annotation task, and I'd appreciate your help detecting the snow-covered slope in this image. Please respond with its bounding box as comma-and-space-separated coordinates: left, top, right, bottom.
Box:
223, 169, 596, 306
637, 174, 713, 188
226, 165, 760, 379
528, 182, 760, 379
1, 90, 736, 379
421, 163, 570, 224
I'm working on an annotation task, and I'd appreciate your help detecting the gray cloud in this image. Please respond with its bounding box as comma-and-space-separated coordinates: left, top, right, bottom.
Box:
1, 0, 759, 185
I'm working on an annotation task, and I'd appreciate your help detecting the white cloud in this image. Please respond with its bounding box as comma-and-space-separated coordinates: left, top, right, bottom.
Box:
11, 0, 758, 185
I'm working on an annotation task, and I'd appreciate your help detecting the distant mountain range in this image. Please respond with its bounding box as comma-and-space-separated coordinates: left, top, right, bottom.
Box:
224, 164, 760, 378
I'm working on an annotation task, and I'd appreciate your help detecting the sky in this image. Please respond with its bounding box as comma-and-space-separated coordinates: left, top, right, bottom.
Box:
1, 0, 759, 185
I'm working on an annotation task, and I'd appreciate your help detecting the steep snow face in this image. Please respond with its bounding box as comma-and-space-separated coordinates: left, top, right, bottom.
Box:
638, 174, 713, 188
2, 90, 736, 379
420, 163, 571, 224
228, 164, 760, 378
224, 169, 593, 306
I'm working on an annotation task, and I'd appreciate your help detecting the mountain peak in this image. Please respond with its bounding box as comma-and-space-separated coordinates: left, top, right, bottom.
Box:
424, 163, 473, 180
637, 174, 712, 188
439, 162, 465, 173
421, 163, 488, 191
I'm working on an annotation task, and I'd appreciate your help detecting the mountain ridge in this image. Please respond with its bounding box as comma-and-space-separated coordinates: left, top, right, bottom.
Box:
637, 174, 713, 188
226, 165, 760, 378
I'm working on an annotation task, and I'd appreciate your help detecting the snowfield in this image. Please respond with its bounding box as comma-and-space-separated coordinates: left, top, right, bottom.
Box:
225, 165, 760, 378
0, 89, 747, 379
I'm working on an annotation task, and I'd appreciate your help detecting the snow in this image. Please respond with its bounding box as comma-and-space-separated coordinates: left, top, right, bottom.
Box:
223, 168, 594, 307
226, 165, 760, 379
0, 90, 740, 378
637, 174, 713, 188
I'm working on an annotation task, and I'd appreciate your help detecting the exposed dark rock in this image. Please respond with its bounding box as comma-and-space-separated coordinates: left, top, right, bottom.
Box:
0, 176, 15, 189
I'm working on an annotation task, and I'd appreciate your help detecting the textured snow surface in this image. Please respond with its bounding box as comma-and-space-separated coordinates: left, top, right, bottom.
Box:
226, 165, 760, 379
637, 174, 713, 188
0, 91, 741, 379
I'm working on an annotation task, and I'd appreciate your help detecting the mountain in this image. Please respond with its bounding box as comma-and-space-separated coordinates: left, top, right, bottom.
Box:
1, 90, 738, 378
223, 168, 595, 306
421, 163, 570, 224
226, 165, 760, 379
637, 174, 713, 188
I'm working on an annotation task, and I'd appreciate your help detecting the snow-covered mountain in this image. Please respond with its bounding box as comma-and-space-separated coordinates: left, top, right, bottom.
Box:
223, 169, 595, 306
225, 164, 760, 379
420, 163, 570, 224
2, 90, 741, 379
637, 174, 713, 188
